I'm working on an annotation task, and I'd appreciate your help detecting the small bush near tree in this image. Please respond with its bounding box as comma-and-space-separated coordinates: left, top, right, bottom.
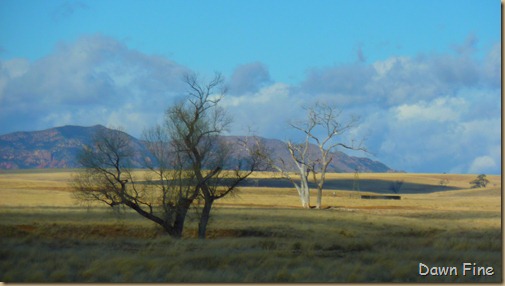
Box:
469, 174, 490, 188
439, 178, 449, 188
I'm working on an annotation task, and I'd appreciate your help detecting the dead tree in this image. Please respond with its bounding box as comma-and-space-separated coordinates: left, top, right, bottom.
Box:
272, 102, 366, 209
72, 127, 188, 237
165, 72, 268, 239
73, 73, 268, 239
269, 140, 312, 208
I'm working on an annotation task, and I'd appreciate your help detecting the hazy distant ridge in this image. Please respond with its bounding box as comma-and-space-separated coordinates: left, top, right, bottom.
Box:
0, 125, 395, 172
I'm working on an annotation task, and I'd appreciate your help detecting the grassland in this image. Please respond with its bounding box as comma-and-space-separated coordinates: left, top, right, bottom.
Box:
0, 169, 501, 282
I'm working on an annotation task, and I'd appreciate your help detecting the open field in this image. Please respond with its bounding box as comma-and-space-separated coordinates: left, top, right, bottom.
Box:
0, 169, 502, 282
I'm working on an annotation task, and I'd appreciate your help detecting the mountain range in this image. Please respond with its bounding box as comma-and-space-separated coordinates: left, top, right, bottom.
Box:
0, 125, 396, 172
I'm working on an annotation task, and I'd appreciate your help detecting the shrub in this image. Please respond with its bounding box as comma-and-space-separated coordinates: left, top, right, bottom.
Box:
469, 174, 490, 188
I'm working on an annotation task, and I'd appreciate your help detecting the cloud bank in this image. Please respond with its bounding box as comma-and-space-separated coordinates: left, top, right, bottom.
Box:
0, 34, 189, 136
223, 40, 501, 174
0, 35, 500, 174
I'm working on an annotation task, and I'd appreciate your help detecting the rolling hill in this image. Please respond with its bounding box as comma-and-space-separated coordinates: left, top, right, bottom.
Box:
0, 125, 396, 172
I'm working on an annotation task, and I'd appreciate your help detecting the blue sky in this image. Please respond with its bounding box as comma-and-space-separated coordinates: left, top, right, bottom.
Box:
0, 0, 501, 174
0, 0, 499, 82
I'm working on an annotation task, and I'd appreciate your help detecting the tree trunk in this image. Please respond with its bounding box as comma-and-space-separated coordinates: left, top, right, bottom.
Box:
198, 198, 214, 239
173, 197, 193, 238
123, 200, 183, 237
316, 187, 322, 209
301, 168, 310, 208
301, 194, 310, 208
294, 179, 310, 208
172, 213, 185, 239
161, 223, 179, 238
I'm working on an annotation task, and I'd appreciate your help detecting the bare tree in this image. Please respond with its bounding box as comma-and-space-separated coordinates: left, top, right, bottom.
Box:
271, 102, 366, 209
142, 124, 200, 237
163, 72, 268, 238
196, 136, 269, 238
73, 73, 268, 239
269, 141, 312, 208
72, 127, 187, 237
294, 102, 366, 209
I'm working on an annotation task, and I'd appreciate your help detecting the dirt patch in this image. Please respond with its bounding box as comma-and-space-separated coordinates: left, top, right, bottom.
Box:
184, 228, 275, 239
17, 224, 37, 233
354, 206, 418, 210
0, 224, 38, 237
0, 223, 160, 239
217, 202, 300, 209
330, 205, 425, 211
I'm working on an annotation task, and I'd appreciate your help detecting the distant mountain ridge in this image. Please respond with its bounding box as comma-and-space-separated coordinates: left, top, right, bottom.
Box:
251, 136, 395, 173
0, 125, 396, 172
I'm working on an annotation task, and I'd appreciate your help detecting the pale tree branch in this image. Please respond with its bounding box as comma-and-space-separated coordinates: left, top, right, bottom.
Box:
274, 101, 367, 209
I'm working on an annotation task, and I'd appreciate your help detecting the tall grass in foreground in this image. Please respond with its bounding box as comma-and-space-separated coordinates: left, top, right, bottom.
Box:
0, 205, 501, 282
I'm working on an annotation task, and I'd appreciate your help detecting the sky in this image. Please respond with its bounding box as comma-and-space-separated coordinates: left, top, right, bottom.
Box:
0, 0, 501, 174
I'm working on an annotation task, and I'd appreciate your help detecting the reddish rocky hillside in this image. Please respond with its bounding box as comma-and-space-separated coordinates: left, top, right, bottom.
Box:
0, 125, 146, 169
0, 125, 396, 172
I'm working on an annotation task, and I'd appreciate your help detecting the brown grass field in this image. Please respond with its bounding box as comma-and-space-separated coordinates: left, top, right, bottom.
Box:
0, 169, 501, 282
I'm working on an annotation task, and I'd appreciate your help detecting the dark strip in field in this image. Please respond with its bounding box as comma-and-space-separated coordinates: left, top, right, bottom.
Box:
222, 178, 459, 194
361, 195, 401, 200
137, 178, 460, 194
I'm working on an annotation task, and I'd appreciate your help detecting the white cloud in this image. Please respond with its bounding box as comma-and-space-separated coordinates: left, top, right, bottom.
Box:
228, 62, 272, 95
395, 97, 466, 122
41, 112, 73, 127
223, 82, 290, 107
0, 58, 29, 103
349, 84, 500, 174
469, 156, 498, 174
292, 37, 501, 174
1, 58, 29, 78
481, 42, 501, 88
222, 82, 304, 138
0, 34, 500, 174
372, 56, 409, 77
0, 34, 189, 137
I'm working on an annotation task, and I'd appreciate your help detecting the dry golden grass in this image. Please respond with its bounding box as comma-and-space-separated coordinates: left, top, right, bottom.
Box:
0, 169, 500, 236
0, 170, 501, 219
0, 170, 500, 228
0, 169, 75, 207
0, 169, 501, 282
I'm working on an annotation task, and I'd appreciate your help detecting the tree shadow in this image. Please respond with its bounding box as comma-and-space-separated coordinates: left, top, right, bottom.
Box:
237, 178, 461, 194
